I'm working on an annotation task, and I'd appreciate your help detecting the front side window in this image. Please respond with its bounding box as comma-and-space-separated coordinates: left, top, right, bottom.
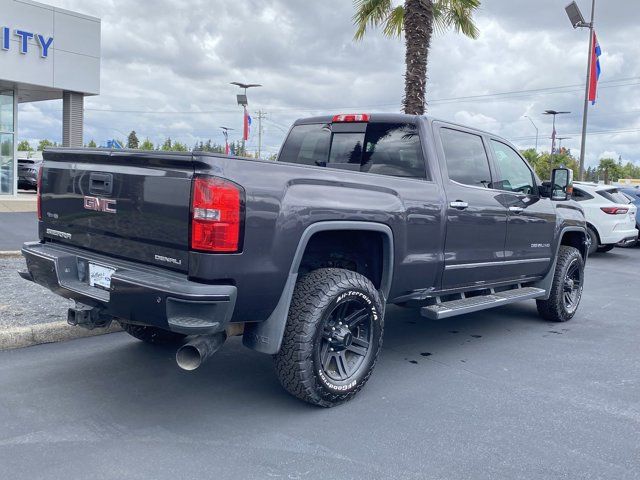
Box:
440, 128, 492, 187
490, 140, 536, 195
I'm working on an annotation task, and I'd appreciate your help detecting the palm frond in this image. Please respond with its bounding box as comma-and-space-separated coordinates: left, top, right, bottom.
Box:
433, 0, 480, 38
353, 0, 394, 40
382, 5, 405, 38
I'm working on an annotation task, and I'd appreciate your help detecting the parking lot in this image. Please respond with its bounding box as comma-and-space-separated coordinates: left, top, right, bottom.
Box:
1, 247, 639, 479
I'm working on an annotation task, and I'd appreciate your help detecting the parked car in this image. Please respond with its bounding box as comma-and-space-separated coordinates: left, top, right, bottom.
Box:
17, 157, 42, 191
572, 182, 638, 254
21, 113, 587, 407
618, 186, 640, 232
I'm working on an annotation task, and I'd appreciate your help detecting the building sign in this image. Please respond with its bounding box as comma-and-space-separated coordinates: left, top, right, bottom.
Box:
1, 27, 54, 58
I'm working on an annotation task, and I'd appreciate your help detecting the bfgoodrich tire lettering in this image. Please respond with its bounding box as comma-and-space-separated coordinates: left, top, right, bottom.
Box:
536, 246, 584, 322
274, 268, 384, 407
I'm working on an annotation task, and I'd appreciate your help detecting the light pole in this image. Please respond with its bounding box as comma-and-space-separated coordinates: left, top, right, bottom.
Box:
231, 82, 262, 154
556, 136, 571, 153
565, 0, 596, 181
524, 115, 539, 151
220, 126, 234, 155
542, 110, 570, 153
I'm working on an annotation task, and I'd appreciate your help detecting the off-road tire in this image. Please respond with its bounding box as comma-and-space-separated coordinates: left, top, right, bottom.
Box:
536, 246, 584, 322
274, 268, 384, 408
586, 226, 599, 256
596, 244, 615, 253
118, 321, 188, 345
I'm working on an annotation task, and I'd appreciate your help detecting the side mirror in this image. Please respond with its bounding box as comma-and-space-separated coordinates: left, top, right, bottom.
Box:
550, 168, 573, 201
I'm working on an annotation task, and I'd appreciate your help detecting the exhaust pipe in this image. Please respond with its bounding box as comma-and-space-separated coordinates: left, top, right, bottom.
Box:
176, 332, 227, 371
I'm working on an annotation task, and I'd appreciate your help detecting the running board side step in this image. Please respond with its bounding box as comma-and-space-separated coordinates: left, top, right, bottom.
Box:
420, 287, 546, 320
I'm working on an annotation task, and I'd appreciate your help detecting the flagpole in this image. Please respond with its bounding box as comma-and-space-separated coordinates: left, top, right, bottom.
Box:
578, 0, 596, 181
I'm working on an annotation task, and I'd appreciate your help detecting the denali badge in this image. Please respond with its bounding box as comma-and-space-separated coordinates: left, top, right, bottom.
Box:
46, 228, 72, 240
84, 196, 116, 213
154, 254, 182, 266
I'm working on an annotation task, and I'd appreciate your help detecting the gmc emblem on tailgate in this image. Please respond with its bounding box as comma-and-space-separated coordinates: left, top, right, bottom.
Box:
84, 196, 117, 213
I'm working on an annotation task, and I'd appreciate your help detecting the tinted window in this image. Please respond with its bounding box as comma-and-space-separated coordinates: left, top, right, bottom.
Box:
278, 123, 331, 166
490, 140, 536, 194
328, 133, 365, 165
362, 123, 426, 178
597, 188, 632, 204
440, 128, 491, 187
280, 122, 426, 179
571, 187, 593, 202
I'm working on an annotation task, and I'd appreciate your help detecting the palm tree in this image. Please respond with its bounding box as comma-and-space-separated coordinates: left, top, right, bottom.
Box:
353, 0, 480, 115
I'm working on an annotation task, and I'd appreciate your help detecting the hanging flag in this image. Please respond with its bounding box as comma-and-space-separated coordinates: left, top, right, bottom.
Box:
551, 126, 557, 153
588, 31, 601, 104
222, 129, 230, 155
243, 107, 252, 141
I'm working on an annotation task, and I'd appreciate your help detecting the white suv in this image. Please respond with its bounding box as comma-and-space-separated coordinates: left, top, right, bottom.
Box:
572, 182, 638, 254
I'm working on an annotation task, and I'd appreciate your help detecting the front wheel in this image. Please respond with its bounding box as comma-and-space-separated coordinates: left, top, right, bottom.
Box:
536, 246, 584, 322
274, 268, 384, 407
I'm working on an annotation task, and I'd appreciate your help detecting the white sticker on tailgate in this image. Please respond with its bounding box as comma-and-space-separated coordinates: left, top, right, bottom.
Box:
88, 263, 116, 289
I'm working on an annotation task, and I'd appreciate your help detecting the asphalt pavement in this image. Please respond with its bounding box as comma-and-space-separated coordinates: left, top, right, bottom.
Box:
0, 212, 38, 251
0, 248, 639, 479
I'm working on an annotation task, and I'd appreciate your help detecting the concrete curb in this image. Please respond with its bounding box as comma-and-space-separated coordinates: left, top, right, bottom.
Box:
0, 321, 122, 351
0, 251, 22, 258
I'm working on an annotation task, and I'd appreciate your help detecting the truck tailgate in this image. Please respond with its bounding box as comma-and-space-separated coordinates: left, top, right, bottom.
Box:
40, 150, 194, 273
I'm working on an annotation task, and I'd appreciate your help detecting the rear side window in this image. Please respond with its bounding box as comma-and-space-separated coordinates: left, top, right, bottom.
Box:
280, 122, 426, 179
278, 124, 331, 167
440, 128, 492, 187
571, 187, 593, 202
597, 188, 631, 204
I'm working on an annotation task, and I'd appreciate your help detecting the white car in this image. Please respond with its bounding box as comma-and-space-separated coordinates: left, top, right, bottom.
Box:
572, 182, 639, 254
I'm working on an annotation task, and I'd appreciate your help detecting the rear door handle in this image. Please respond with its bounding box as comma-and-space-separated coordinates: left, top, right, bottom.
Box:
449, 201, 469, 210
509, 206, 525, 214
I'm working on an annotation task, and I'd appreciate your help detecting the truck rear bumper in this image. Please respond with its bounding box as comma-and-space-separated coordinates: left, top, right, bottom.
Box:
21, 241, 237, 335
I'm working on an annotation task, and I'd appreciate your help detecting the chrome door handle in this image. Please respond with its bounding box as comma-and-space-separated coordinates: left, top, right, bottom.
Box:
509, 206, 525, 214
450, 201, 469, 210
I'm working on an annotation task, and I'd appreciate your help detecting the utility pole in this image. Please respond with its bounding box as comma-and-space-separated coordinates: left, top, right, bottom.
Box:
255, 110, 267, 159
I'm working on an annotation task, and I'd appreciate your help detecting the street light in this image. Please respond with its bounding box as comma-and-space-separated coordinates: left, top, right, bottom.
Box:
556, 136, 572, 152
565, 0, 596, 181
230, 82, 262, 107
220, 126, 234, 155
542, 110, 570, 154
523, 115, 539, 151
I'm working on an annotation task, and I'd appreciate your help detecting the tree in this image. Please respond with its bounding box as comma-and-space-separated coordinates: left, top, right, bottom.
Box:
520, 148, 579, 181
172, 141, 188, 152
140, 138, 154, 150
597, 158, 622, 184
86, 139, 97, 148
37, 139, 55, 151
17, 140, 33, 152
127, 130, 140, 149
160, 138, 173, 151
353, 0, 480, 114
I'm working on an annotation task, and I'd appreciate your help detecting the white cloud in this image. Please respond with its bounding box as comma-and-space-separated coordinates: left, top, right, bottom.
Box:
16, 0, 640, 166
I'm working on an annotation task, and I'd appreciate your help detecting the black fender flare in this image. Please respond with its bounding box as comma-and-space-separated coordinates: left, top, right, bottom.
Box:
533, 226, 587, 300
243, 221, 394, 354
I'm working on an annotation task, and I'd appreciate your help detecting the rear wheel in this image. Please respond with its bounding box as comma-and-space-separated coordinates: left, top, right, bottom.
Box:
536, 246, 584, 322
274, 268, 384, 407
586, 226, 599, 256
118, 322, 188, 345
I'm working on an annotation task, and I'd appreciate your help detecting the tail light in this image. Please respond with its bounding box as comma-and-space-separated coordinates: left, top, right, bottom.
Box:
332, 113, 370, 123
36, 165, 43, 220
600, 206, 628, 215
190, 176, 244, 253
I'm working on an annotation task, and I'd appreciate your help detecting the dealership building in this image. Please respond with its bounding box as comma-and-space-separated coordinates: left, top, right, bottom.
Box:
0, 0, 100, 196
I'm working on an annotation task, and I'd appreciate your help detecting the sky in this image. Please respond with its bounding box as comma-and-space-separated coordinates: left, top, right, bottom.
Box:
18, 0, 640, 168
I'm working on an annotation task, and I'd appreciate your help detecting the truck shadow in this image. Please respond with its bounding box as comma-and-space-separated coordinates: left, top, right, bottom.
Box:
26, 301, 558, 428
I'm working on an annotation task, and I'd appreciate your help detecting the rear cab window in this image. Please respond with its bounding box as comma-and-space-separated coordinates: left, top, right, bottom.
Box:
279, 120, 428, 179
439, 128, 492, 188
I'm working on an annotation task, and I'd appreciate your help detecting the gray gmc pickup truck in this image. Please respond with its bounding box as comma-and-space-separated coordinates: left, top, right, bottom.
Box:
21, 113, 587, 407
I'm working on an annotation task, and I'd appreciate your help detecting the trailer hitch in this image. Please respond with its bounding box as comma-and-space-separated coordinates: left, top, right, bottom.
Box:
67, 303, 112, 330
